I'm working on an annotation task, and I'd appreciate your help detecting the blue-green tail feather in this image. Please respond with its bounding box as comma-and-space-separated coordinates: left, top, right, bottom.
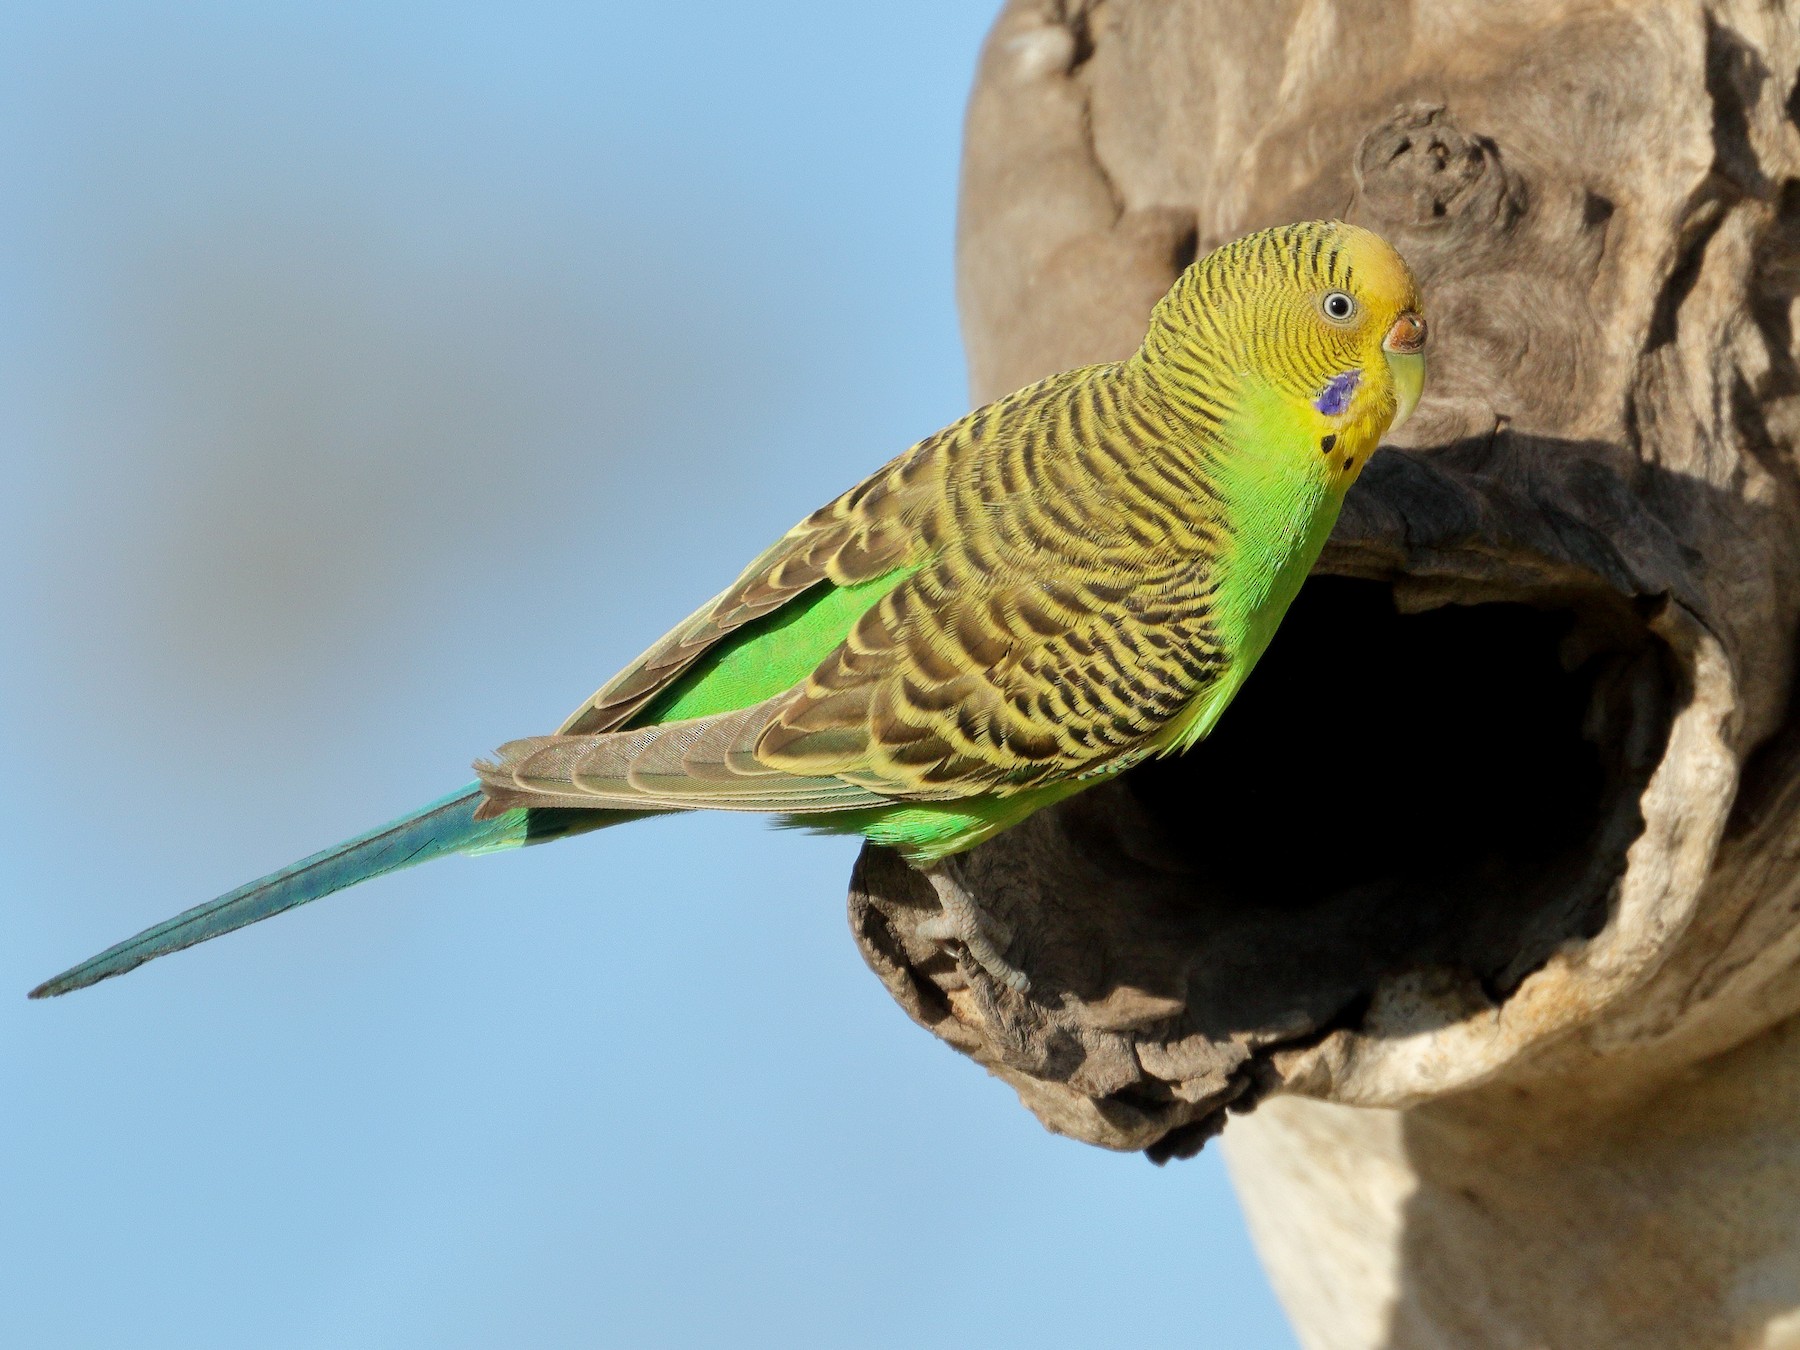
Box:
29, 786, 616, 999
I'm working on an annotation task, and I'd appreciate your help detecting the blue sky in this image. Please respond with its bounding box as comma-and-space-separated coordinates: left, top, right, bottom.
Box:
0, 4, 1297, 1345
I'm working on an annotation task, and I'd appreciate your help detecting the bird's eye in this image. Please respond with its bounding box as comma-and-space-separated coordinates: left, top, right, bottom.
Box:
1321, 291, 1357, 323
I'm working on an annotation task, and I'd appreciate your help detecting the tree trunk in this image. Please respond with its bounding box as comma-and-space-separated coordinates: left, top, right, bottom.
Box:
848, 3, 1800, 1345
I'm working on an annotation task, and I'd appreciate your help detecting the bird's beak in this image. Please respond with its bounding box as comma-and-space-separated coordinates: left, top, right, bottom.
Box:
1382, 312, 1427, 434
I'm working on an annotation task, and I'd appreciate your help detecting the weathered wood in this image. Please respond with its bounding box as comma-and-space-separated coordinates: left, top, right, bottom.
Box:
850, 2, 1800, 1344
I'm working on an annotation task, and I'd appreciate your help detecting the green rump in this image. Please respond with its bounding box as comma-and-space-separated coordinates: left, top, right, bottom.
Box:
487, 570, 919, 854
618, 565, 1066, 861
631, 569, 914, 725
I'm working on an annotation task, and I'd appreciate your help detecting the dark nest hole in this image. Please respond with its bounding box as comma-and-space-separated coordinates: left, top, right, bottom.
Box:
1121, 575, 1675, 1014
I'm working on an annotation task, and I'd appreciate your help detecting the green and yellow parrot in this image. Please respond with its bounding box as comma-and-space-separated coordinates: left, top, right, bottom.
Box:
31, 219, 1425, 1000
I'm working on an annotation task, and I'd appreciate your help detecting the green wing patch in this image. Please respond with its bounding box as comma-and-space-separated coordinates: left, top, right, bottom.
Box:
628, 567, 915, 727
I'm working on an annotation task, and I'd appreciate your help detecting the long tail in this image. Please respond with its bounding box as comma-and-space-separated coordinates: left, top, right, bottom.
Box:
29, 785, 619, 999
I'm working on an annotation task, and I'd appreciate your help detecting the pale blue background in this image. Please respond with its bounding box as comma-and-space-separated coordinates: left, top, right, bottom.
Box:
0, 4, 1298, 1345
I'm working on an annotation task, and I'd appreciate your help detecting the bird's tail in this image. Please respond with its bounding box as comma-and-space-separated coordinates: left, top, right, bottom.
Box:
29, 786, 618, 999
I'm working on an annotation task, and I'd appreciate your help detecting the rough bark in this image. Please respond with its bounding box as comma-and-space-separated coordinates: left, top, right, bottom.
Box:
847, 3, 1800, 1345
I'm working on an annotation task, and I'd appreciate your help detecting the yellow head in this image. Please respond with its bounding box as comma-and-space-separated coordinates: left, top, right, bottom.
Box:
1138, 220, 1426, 486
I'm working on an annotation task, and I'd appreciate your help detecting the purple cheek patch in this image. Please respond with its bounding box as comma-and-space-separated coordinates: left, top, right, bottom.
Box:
1314, 370, 1360, 416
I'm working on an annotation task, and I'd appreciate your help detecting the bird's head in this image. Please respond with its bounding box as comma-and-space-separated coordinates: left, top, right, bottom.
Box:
1140, 220, 1426, 487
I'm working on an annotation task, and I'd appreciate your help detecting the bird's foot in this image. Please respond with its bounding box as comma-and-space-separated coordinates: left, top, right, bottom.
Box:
917, 881, 1030, 994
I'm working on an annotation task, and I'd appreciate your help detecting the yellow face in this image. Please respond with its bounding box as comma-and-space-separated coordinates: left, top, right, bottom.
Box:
1267, 223, 1427, 485
1151, 220, 1427, 487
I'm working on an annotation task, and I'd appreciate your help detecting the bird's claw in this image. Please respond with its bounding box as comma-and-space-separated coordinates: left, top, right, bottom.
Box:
917, 887, 1030, 994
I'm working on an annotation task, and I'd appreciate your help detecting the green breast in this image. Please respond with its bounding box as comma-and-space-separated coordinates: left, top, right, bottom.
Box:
1164, 384, 1343, 749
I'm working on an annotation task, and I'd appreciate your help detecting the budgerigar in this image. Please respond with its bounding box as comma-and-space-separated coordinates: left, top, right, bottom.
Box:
32, 219, 1425, 1000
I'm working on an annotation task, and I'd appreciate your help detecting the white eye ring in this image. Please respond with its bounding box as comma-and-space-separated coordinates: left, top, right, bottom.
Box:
1321, 290, 1357, 323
